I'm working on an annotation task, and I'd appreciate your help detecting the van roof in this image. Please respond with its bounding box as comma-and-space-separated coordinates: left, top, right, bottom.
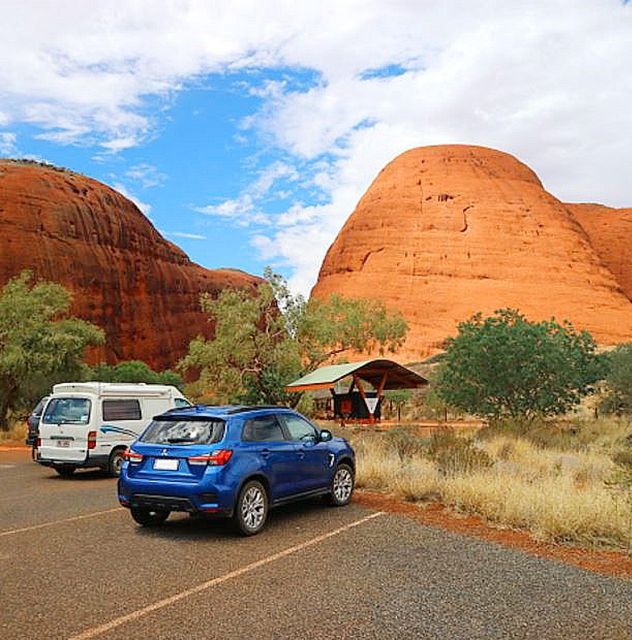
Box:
52, 382, 183, 397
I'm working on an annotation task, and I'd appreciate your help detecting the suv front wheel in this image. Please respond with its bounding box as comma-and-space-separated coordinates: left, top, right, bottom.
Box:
328, 463, 354, 506
234, 480, 268, 536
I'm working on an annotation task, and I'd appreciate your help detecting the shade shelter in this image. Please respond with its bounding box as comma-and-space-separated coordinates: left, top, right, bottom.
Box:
285, 359, 428, 423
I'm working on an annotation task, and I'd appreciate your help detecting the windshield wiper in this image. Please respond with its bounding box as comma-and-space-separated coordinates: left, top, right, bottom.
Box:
166, 437, 197, 443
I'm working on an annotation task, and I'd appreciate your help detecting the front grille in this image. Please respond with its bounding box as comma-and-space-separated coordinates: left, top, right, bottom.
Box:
131, 494, 194, 512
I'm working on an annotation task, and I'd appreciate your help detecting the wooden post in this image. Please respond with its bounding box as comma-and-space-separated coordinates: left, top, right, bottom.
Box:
353, 374, 375, 424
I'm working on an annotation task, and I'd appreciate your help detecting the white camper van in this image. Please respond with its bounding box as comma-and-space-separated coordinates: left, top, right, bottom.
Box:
36, 382, 190, 477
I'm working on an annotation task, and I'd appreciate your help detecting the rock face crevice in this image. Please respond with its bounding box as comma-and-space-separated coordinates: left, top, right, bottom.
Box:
311, 145, 632, 361
0, 161, 262, 369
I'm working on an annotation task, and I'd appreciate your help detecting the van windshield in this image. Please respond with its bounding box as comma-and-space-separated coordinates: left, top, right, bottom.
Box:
43, 398, 91, 425
139, 420, 225, 445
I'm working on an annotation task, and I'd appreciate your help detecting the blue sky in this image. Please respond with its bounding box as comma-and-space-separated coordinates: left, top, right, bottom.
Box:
0, 1, 631, 293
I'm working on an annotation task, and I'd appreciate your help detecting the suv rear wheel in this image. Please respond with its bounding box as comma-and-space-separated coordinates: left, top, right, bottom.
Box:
130, 507, 170, 527
328, 463, 354, 506
234, 480, 268, 536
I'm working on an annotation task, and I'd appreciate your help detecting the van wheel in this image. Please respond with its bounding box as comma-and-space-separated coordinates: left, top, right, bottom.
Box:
54, 465, 76, 477
130, 507, 170, 527
328, 463, 354, 506
107, 448, 126, 477
234, 480, 268, 536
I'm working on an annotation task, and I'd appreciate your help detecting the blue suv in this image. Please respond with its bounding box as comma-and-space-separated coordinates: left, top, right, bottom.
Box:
118, 405, 355, 535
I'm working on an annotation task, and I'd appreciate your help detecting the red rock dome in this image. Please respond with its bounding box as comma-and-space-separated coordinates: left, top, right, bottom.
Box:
0, 160, 262, 369
312, 145, 632, 361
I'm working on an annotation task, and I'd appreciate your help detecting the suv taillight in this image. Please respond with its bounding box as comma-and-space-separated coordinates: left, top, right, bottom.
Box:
87, 431, 97, 450
36, 438, 41, 448
124, 450, 143, 464
188, 450, 233, 466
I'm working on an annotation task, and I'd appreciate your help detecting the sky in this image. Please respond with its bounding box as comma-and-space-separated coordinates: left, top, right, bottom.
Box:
0, 0, 631, 294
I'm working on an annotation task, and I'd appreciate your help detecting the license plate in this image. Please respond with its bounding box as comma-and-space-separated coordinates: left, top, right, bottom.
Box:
153, 458, 179, 471
56, 439, 72, 448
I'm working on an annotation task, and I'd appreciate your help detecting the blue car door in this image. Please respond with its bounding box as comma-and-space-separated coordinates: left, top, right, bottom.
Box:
241, 414, 298, 500
280, 414, 331, 492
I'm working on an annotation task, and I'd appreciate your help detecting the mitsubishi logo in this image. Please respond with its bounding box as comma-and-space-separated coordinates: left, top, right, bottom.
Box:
161, 449, 169, 456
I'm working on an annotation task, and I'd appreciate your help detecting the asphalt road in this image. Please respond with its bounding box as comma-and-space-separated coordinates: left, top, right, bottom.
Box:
1, 449, 632, 640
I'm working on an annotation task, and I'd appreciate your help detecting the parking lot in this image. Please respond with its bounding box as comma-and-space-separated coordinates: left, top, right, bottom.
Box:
2, 448, 632, 640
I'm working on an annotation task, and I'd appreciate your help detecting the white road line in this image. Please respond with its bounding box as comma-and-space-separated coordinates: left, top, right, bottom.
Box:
0, 507, 123, 538
68, 510, 385, 640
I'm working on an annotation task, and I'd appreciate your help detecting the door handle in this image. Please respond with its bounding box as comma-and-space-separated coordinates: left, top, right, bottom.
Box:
297, 448, 305, 459
261, 448, 270, 458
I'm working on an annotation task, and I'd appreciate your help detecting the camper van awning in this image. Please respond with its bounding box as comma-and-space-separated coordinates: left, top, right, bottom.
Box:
285, 359, 428, 392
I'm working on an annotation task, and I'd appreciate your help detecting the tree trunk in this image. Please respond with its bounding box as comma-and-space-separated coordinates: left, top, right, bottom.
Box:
0, 385, 16, 432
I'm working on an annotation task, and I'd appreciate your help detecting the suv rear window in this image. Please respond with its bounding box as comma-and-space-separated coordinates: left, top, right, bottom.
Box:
103, 399, 142, 421
139, 420, 225, 445
43, 398, 91, 425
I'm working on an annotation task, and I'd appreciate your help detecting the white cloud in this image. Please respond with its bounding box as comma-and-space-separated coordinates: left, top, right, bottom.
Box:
1, 1, 631, 292
0, 132, 18, 156
168, 231, 207, 240
195, 161, 298, 226
126, 163, 166, 188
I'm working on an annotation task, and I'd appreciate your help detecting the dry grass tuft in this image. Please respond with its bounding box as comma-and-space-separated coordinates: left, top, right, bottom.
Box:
0, 420, 27, 444
344, 418, 632, 551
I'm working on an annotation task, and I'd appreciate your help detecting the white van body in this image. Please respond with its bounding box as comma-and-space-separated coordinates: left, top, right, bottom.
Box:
36, 382, 190, 475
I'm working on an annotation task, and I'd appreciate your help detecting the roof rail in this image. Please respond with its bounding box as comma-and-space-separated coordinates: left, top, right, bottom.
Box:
225, 405, 287, 415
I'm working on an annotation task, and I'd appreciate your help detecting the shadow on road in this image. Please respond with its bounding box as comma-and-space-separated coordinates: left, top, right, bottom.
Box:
132, 498, 329, 541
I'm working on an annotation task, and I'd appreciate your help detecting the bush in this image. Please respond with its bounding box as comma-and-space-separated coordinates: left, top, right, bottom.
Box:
435, 309, 606, 421
427, 429, 493, 475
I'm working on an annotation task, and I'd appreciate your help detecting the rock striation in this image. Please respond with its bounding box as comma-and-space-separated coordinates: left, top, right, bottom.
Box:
0, 160, 262, 370
312, 145, 632, 361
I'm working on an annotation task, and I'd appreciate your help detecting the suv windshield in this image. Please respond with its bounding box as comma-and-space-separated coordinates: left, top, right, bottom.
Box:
139, 419, 225, 445
43, 398, 91, 425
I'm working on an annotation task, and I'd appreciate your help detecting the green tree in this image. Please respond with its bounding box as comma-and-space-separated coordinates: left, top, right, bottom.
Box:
88, 360, 183, 389
600, 343, 632, 414
435, 309, 605, 421
179, 268, 408, 405
0, 272, 104, 429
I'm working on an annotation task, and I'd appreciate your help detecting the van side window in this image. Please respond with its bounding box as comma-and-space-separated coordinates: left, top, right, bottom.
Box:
102, 399, 142, 421
174, 398, 191, 408
242, 415, 285, 442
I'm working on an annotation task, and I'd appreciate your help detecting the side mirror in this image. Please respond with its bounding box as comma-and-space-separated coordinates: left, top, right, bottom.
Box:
319, 429, 333, 442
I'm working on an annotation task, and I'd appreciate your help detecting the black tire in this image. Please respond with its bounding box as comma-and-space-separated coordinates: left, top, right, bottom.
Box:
107, 448, 126, 477
233, 480, 268, 536
130, 507, 170, 527
328, 463, 354, 506
54, 465, 76, 477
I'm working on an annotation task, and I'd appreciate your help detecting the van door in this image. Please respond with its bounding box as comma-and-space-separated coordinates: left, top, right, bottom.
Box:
38, 397, 92, 464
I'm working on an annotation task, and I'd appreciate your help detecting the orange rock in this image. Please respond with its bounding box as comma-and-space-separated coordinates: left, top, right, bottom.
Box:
312, 145, 632, 362
0, 160, 262, 370
566, 203, 632, 303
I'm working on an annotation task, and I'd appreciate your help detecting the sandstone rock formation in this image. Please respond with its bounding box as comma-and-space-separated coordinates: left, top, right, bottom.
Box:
566, 203, 632, 303
312, 145, 632, 362
0, 160, 261, 370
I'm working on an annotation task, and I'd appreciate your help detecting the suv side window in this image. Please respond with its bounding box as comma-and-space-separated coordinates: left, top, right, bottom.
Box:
281, 414, 319, 443
242, 415, 286, 442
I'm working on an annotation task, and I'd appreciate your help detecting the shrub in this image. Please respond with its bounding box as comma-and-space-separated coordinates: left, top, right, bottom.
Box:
435, 308, 606, 421
427, 428, 493, 475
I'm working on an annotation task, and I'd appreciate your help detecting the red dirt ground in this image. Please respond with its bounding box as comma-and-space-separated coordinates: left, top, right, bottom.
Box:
354, 490, 632, 580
